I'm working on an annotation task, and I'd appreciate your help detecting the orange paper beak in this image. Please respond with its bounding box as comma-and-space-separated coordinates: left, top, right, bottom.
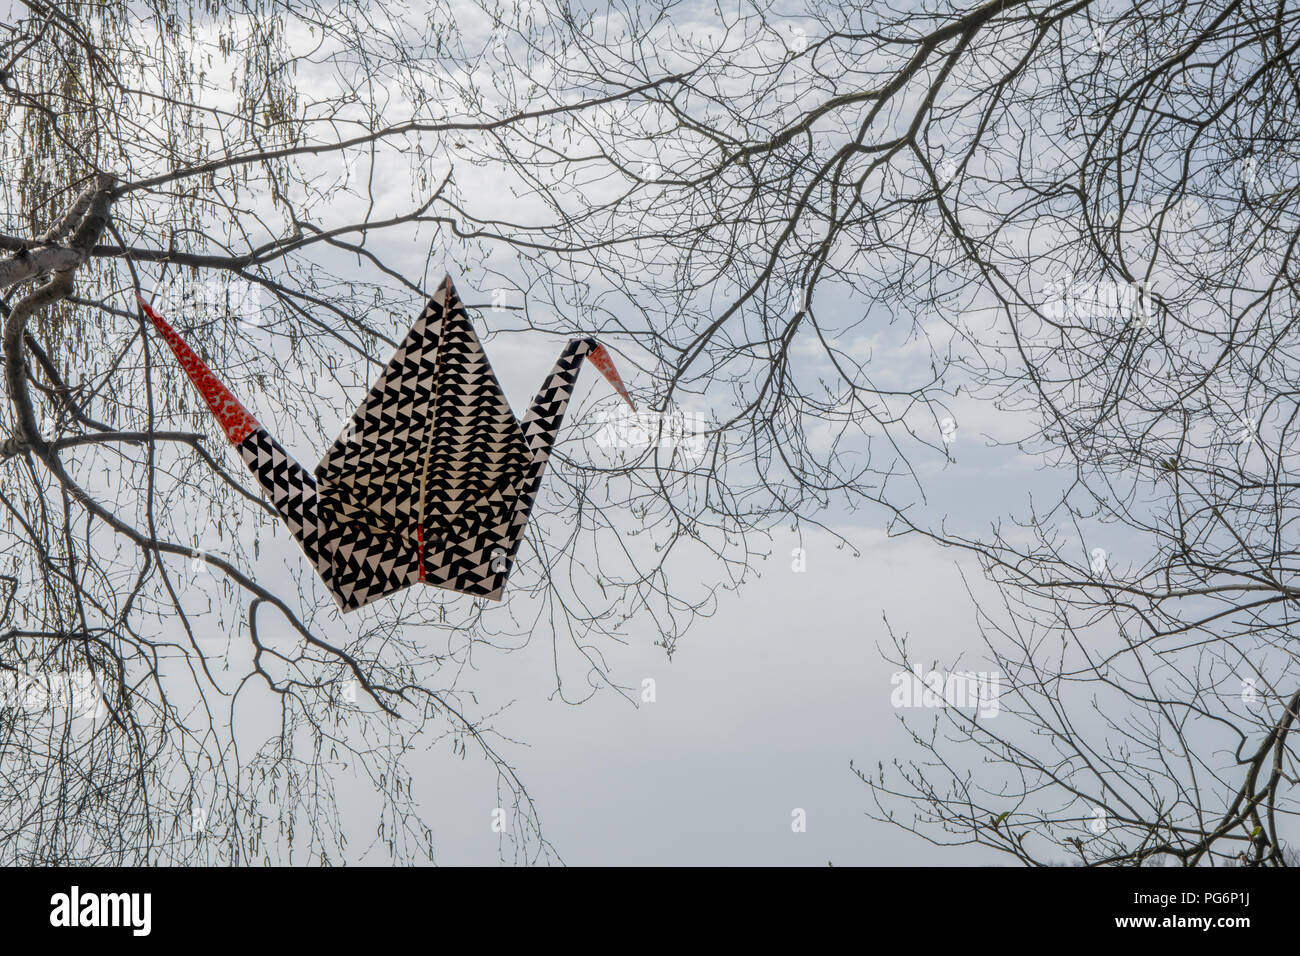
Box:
587, 344, 635, 410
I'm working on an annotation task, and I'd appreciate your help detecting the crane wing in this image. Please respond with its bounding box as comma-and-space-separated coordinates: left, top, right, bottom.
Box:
314, 277, 531, 534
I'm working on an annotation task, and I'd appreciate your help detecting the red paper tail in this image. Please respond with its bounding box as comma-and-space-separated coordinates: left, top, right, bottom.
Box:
136, 293, 260, 445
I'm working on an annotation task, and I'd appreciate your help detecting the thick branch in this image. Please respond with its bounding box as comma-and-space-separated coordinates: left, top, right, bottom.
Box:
1, 173, 116, 458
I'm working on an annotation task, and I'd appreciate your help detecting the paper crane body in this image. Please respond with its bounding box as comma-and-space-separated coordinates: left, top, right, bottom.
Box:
139, 277, 634, 612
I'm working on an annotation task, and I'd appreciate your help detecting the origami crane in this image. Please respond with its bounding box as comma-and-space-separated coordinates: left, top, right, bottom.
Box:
137, 276, 635, 612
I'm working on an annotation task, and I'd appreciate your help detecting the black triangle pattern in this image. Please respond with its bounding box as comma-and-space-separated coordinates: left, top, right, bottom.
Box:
226, 285, 602, 613
490, 337, 599, 593
312, 279, 534, 611
236, 427, 334, 587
